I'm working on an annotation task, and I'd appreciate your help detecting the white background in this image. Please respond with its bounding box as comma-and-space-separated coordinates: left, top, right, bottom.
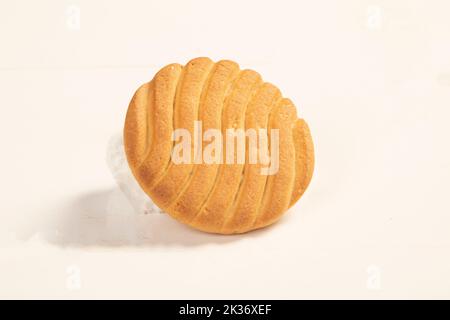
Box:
1, 0, 450, 299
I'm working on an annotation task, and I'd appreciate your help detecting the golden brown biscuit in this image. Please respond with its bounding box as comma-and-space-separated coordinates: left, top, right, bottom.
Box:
124, 57, 314, 234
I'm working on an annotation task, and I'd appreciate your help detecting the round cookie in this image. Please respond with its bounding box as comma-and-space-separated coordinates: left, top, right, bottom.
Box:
124, 57, 314, 234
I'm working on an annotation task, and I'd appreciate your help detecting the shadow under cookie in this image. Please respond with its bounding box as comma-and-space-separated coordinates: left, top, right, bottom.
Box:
21, 189, 251, 248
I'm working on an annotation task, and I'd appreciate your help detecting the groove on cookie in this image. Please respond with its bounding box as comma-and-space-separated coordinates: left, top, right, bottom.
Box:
221, 83, 281, 233
124, 57, 314, 234
136, 63, 183, 193
253, 98, 297, 230
149, 58, 215, 208
168, 60, 241, 224
290, 118, 315, 207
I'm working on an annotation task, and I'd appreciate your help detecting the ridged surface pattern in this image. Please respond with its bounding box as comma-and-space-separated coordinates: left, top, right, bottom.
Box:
124, 57, 314, 234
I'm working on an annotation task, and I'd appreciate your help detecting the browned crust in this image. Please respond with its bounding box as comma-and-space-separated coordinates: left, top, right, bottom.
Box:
221, 83, 281, 234
133, 63, 183, 196
191, 70, 262, 233
149, 58, 214, 208
290, 119, 315, 207
124, 82, 153, 169
168, 60, 240, 224
124, 58, 314, 234
253, 98, 297, 230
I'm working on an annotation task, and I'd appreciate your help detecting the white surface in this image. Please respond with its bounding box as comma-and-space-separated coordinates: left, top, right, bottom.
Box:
1, 0, 450, 299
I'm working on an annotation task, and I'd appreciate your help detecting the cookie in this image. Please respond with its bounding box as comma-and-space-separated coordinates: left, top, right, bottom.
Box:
124, 57, 314, 234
